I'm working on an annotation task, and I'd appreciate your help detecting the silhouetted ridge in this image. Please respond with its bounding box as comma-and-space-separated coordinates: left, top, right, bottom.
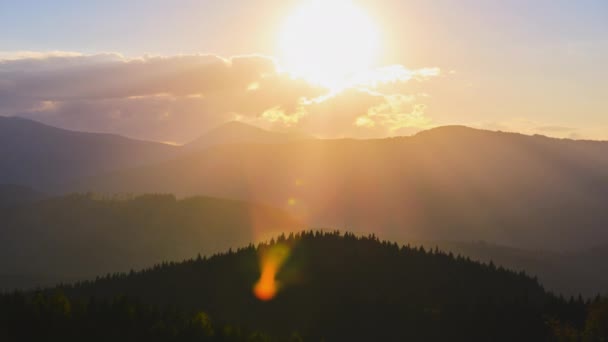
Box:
414, 124, 607, 144
413, 125, 530, 144
0, 116, 156, 142
38, 231, 590, 341
0, 116, 178, 190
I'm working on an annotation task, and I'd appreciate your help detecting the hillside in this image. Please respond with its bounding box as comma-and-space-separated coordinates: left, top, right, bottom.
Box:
0, 117, 179, 191
5, 232, 596, 341
186, 121, 312, 150
0, 194, 300, 290
81, 126, 608, 251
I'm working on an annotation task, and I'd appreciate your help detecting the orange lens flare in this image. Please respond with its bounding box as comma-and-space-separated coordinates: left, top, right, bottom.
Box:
253, 264, 279, 301
253, 244, 290, 301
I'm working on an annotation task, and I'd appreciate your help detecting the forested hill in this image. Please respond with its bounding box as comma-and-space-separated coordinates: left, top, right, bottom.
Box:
7, 231, 602, 341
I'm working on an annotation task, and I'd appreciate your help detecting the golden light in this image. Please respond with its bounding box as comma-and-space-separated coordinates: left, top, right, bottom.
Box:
278, 0, 380, 89
253, 243, 290, 301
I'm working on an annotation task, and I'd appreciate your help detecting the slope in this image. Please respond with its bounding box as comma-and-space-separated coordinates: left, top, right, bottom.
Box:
0, 117, 179, 191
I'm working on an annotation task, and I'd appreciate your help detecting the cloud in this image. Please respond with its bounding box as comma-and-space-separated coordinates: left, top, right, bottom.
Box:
366, 96, 431, 132
0, 50, 84, 61
257, 89, 435, 138
0, 52, 440, 142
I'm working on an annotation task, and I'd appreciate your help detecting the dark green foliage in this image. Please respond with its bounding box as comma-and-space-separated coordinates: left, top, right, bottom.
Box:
1, 231, 597, 341
548, 296, 608, 341
0, 291, 270, 342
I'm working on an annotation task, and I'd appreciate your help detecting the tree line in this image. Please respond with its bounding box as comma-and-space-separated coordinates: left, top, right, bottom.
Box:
1, 231, 606, 341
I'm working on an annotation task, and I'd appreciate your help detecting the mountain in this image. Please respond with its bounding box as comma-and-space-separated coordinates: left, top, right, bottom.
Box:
81, 126, 608, 252
0, 193, 300, 291
0, 117, 179, 191
186, 121, 312, 149
0, 184, 46, 207
8, 122, 608, 295
10, 232, 590, 341
0, 118, 314, 191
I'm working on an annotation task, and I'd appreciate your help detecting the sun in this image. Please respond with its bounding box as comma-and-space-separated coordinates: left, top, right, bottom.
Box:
278, 0, 380, 89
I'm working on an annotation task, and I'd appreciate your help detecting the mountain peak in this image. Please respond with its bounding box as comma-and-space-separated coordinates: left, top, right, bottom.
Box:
187, 121, 312, 149
415, 125, 486, 137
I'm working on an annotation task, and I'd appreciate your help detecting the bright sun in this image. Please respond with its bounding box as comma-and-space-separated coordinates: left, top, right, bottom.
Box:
278, 0, 380, 89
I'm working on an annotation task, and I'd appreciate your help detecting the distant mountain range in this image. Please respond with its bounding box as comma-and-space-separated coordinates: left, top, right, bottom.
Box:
76, 125, 608, 252
2, 117, 608, 296
0, 117, 312, 191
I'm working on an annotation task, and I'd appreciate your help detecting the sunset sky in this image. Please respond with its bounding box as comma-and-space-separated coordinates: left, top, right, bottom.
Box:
1, 0, 606, 143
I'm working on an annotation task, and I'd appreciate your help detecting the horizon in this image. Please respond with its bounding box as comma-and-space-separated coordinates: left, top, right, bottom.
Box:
4, 115, 608, 146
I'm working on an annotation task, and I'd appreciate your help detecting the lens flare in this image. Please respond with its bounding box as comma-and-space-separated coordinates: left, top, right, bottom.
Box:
253, 243, 290, 301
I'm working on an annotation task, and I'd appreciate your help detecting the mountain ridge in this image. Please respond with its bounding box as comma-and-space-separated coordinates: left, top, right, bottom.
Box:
77, 125, 608, 251
0, 116, 179, 191
186, 120, 313, 149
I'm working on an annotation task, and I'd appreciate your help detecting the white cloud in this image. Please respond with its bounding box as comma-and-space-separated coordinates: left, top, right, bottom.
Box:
0, 50, 84, 61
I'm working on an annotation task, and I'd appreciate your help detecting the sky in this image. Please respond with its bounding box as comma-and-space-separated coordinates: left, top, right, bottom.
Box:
0, 0, 607, 143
